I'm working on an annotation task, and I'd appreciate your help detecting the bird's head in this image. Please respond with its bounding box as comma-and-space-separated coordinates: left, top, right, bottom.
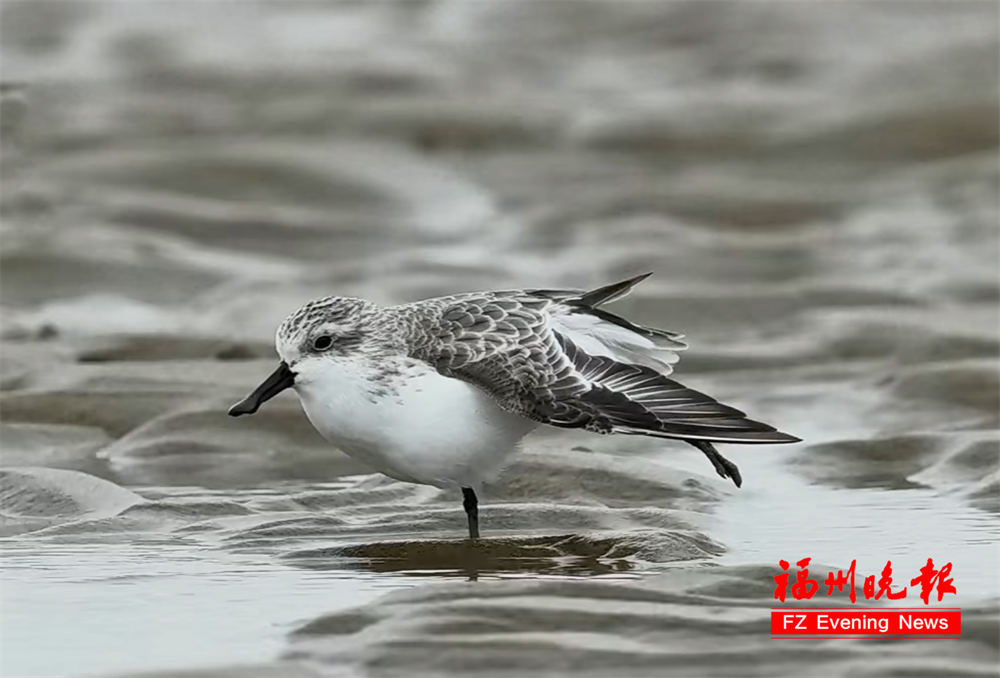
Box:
228, 296, 379, 416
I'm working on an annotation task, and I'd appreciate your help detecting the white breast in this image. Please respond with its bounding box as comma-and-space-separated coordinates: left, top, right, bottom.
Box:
294, 357, 537, 489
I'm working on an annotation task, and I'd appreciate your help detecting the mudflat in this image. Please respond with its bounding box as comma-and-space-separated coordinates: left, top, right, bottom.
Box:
1, 2, 997, 677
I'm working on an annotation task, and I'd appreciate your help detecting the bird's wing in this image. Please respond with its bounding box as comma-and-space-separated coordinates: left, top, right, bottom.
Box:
545, 331, 799, 443
402, 275, 798, 444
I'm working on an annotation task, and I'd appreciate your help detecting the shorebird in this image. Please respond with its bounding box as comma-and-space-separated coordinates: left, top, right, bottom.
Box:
229, 274, 799, 539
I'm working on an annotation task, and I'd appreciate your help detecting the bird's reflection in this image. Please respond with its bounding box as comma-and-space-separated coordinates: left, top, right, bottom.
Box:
284, 534, 639, 580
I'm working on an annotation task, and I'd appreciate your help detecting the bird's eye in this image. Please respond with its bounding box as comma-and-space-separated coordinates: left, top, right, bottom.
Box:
312, 335, 333, 351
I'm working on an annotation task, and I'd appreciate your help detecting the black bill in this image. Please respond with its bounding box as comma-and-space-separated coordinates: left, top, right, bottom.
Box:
228, 361, 295, 416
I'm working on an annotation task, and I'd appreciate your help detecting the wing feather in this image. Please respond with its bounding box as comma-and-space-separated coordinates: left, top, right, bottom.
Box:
549, 331, 799, 444
398, 278, 799, 449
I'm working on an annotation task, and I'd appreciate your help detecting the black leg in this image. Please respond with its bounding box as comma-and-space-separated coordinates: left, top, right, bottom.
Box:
461, 487, 480, 539
689, 440, 742, 488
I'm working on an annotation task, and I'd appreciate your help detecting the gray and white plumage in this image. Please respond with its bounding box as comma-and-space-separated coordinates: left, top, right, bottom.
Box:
397, 276, 790, 448
230, 274, 799, 537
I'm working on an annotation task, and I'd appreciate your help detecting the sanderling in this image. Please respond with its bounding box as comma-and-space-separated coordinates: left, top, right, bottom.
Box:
229, 273, 799, 539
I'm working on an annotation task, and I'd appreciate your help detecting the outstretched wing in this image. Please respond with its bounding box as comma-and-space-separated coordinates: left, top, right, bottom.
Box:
401, 275, 798, 445
546, 332, 799, 444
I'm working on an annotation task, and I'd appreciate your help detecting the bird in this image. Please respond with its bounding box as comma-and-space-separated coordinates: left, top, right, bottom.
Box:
228, 273, 799, 540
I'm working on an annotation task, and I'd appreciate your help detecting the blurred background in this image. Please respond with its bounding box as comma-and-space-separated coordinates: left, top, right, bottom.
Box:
1, 2, 998, 677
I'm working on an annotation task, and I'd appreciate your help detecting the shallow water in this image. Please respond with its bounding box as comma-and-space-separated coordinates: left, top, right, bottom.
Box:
1, 2, 998, 677
2, 539, 413, 678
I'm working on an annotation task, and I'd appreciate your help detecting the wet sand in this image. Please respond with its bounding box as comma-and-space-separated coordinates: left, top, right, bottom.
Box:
1, 2, 998, 677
